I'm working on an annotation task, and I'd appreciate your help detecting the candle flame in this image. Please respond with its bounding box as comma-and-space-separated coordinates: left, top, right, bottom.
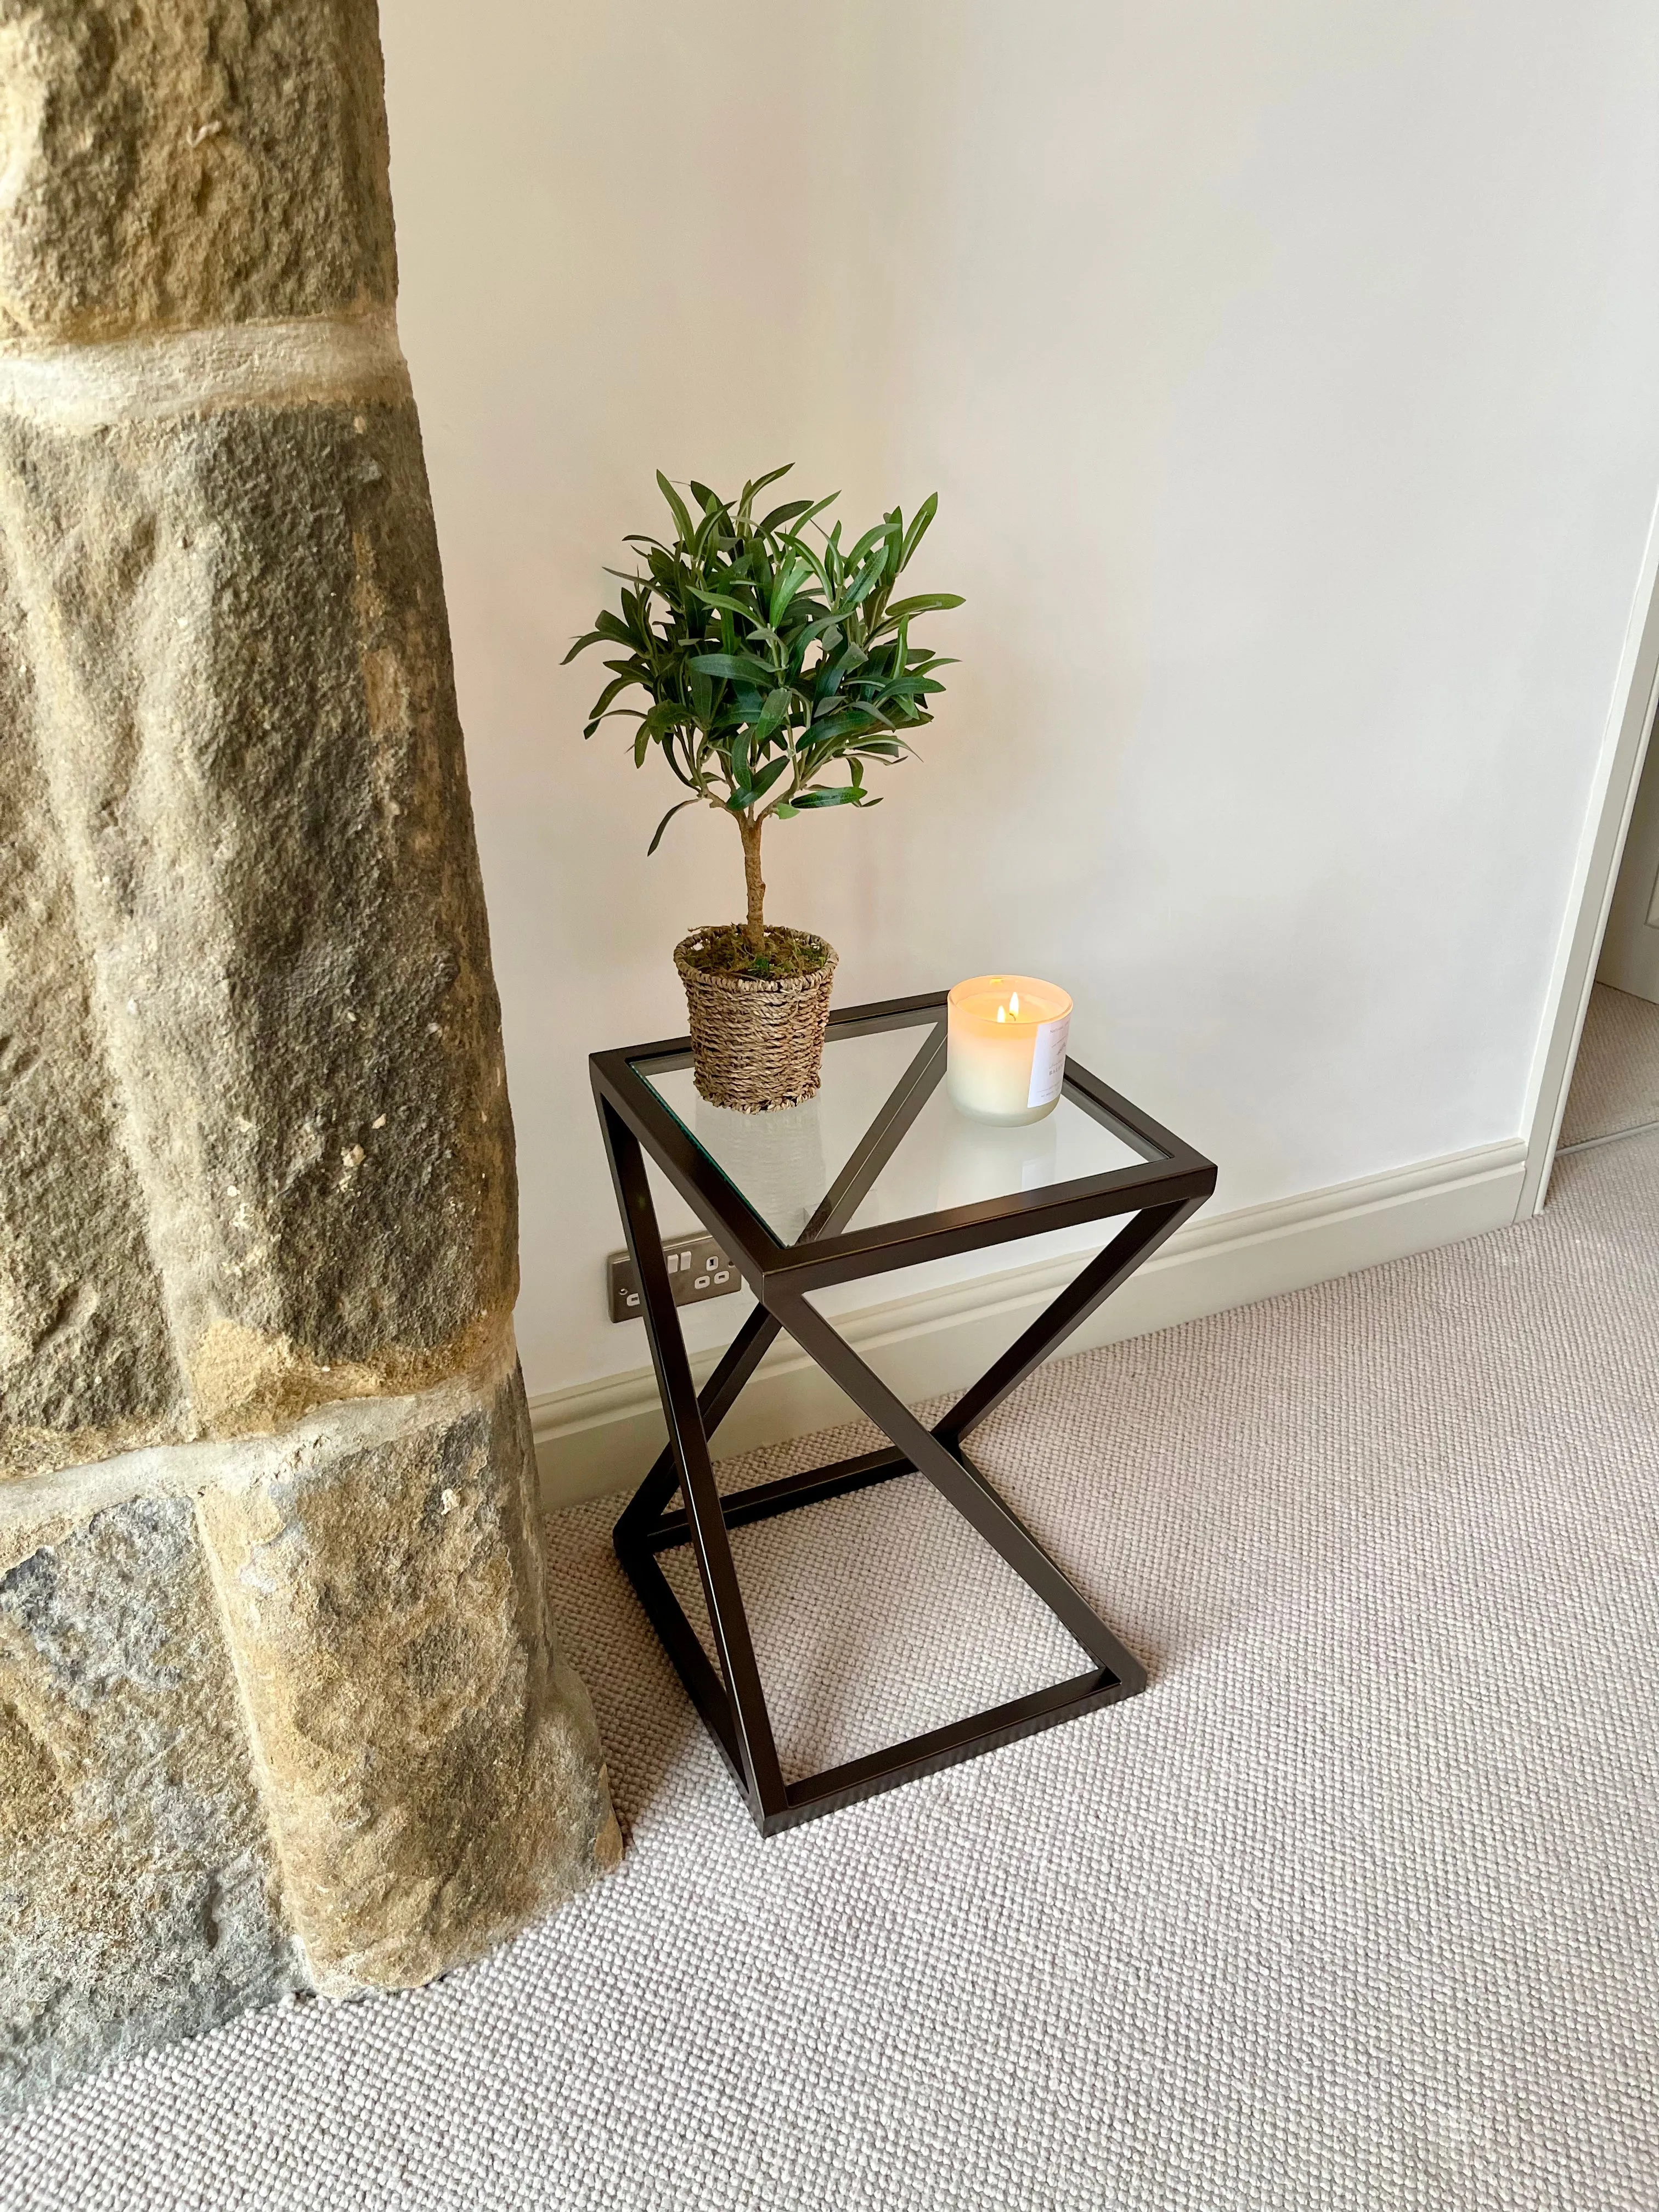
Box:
996, 1004, 1006, 1023
1009, 991, 1021, 1019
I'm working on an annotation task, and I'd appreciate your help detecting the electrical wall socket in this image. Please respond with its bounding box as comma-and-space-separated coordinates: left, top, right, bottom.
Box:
607, 1232, 741, 1323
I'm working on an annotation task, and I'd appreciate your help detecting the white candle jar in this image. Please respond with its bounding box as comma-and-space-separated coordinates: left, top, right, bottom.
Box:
946, 975, 1073, 1126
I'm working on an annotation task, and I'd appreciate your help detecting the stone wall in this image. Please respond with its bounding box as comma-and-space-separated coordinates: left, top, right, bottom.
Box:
0, 0, 619, 2114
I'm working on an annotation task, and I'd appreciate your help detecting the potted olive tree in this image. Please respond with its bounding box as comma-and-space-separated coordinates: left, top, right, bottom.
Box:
569, 467, 962, 1110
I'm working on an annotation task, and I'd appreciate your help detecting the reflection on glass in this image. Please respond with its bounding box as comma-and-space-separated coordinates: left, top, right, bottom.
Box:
692, 1094, 827, 1246
631, 1015, 1154, 1244
843, 1082, 1141, 1234
935, 1110, 1058, 1210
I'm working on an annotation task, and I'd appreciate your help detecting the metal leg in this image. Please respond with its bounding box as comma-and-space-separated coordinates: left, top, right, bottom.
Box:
936, 1195, 1202, 1447
599, 1101, 787, 1825
613, 1301, 785, 1553
768, 1281, 1143, 1681
641, 1444, 913, 1550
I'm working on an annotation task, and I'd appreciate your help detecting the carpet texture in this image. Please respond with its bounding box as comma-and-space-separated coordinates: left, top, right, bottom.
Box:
1560, 981, 1659, 1146
3, 1132, 1658, 2210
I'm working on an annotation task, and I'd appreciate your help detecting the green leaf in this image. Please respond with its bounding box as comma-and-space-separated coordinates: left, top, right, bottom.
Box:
758, 499, 815, 533
769, 560, 811, 628
687, 587, 761, 621
647, 798, 700, 854
636, 699, 691, 746
688, 651, 775, 685
778, 493, 841, 546
737, 464, 793, 519
869, 592, 965, 631
774, 800, 799, 820
582, 706, 642, 740
802, 708, 882, 748
846, 521, 895, 571
585, 672, 640, 718
863, 675, 943, 699
729, 724, 753, 795
839, 560, 886, 614
754, 685, 790, 741
656, 470, 694, 546
794, 612, 845, 650
899, 492, 938, 570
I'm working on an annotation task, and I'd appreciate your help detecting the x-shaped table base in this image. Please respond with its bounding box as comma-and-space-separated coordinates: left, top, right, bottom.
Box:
597, 1008, 1210, 1836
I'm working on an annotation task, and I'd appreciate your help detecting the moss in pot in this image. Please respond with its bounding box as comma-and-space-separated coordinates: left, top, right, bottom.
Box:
568, 466, 962, 1110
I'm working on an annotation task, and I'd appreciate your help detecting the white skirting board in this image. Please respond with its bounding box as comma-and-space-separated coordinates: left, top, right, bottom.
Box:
531, 1137, 1527, 1510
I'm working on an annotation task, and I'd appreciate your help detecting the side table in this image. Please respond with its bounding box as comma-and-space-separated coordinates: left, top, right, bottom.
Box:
591, 990, 1216, 1836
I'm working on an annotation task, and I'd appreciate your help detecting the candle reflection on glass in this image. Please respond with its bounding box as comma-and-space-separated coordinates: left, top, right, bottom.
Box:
936, 1105, 1059, 1211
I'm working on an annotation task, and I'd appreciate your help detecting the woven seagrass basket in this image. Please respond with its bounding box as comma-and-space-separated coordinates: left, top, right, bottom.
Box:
674, 927, 838, 1111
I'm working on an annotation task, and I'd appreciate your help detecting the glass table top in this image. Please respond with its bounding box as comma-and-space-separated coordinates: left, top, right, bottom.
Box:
630, 1012, 1164, 1246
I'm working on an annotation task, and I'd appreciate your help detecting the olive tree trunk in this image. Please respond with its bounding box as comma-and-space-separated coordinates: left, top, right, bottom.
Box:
738, 811, 767, 953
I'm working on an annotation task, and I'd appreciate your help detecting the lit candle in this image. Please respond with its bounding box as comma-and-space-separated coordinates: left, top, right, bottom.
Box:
946, 974, 1073, 1126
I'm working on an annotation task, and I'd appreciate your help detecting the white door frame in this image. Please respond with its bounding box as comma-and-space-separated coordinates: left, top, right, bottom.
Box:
1518, 493, 1659, 1216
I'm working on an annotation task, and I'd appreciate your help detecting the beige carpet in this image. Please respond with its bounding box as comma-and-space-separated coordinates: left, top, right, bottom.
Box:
1560, 981, 1659, 1146
4, 1133, 1659, 2211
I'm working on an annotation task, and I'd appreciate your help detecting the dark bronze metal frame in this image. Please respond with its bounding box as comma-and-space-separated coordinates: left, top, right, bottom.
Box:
591, 990, 1217, 1836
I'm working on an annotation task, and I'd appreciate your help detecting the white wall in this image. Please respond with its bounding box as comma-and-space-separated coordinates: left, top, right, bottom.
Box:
380, 0, 1659, 1417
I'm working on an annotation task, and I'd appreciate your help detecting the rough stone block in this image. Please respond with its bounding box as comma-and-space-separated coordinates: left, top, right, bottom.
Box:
0, 0, 397, 345
0, 393, 517, 1458
196, 1367, 621, 1993
0, 573, 185, 1480
0, 1494, 298, 2115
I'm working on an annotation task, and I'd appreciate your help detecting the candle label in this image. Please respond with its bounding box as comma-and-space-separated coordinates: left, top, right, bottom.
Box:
1026, 1012, 1070, 1109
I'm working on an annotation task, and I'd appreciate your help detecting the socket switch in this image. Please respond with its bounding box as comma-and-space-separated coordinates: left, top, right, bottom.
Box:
607, 1231, 741, 1323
